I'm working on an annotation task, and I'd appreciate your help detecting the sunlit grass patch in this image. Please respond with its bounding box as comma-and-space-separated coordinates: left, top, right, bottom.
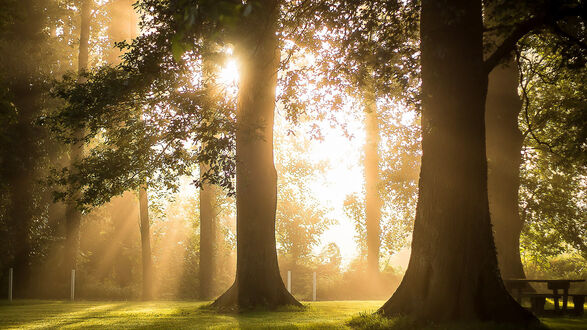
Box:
0, 300, 584, 329
347, 312, 402, 328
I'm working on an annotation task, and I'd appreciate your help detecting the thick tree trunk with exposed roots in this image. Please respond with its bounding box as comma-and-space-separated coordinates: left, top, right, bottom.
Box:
212, 0, 300, 310
486, 61, 527, 281
379, 0, 536, 324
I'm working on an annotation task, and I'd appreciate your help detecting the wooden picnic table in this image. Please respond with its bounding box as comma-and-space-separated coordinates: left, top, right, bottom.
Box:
504, 278, 585, 313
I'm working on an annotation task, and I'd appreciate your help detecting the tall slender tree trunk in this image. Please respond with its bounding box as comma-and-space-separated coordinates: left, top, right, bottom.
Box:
124, 0, 153, 301
110, 192, 135, 287
212, 0, 300, 310
106, 0, 152, 295
107, 0, 134, 285
8, 168, 34, 297
379, 0, 535, 323
364, 88, 382, 276
6, 0, 44, 295
486, 60, 527, 280
63, 0, 91, 283
198, 51, 219, 301
6, 77, 38, 296
139, 186, 153, 300
199, 162, 217, 300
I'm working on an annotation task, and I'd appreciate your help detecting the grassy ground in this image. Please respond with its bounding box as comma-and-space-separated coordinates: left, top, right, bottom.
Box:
0, 300, 585, 329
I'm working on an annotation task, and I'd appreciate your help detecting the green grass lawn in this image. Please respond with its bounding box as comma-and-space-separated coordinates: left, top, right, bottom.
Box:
0, 300, 584, 329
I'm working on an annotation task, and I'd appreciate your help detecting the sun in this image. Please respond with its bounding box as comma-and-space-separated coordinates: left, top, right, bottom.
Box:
218, 59, 239, 89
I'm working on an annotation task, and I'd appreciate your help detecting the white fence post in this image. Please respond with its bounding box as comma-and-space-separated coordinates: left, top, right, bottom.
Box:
312, 271, 316, 301
287, 270, 291, 293
70, 269, 76, 301
8, 268, 13, 302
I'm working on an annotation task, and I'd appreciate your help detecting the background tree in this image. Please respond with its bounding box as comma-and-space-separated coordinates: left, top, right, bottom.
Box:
275, 136, 333, 267
363, 86, 382, 276
280, 0, 420, 277
483, 0, 585, 281
198, 50, 225, 301
486, 60, 527, 280
0, 0, 74, 297
63, 0, 91, 288
199, 160, 218, 300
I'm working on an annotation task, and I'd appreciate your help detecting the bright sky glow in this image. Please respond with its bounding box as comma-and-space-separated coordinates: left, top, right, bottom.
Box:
182, 49, 414, 270
218, 59, 239, 88
198, 52, 367, 266
299, 117, 365, 267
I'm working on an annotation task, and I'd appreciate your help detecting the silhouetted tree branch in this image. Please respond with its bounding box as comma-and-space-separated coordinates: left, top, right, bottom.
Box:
484, 4, 584, 74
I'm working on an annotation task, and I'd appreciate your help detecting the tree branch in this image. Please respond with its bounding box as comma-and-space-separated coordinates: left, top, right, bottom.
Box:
484, 15, 547, 74
484, 4, 584, 74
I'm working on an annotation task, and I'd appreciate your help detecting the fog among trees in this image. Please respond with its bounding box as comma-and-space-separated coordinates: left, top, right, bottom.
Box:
0, 0, 585, 327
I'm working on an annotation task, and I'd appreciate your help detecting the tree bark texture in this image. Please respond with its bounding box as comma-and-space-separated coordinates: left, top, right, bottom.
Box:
364, 89, 382, 275
379, 0, 536, 323
63, 0, 91, 279
212, 0, 300, 310
199, 162, 217, 300
139, 186, 153, 300
486, 60, 527, 280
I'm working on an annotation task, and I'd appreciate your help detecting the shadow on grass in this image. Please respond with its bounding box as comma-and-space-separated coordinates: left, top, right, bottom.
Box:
2, 300, 582, 329
347, 313, 552, 330
0, 301, 128, 329
133, 303, 311, 329
199, 302, 308, 314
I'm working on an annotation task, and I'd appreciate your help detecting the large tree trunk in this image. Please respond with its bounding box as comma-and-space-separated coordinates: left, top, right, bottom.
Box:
199, 162, 217, 300
486, 60, 527, 280
379, 0, 535, 323
212, 0, 300, 310
63, 0, 90, 281
139, 186, 153, 300
364, 89, 382, 276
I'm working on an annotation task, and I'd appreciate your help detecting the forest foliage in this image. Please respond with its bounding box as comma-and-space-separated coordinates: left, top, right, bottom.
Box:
0, 0, 585, 301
